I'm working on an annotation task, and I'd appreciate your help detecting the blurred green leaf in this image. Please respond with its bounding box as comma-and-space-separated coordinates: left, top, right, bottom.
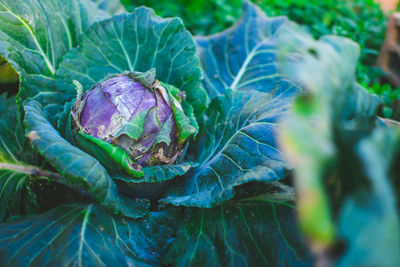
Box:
278, 22, 400, 266
337, 128, 400, 267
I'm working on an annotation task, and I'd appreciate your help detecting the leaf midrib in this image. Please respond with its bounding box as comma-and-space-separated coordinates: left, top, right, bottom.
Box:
78, 204, 92, 267
199, 121, 276, 171
230, 42, 264, 90
0, 162, 61, 179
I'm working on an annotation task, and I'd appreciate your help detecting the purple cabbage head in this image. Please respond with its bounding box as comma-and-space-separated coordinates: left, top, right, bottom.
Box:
71, 70, 196, 169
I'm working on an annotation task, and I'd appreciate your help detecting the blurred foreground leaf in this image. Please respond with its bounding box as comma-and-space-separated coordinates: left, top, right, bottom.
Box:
278, 24, 400, 266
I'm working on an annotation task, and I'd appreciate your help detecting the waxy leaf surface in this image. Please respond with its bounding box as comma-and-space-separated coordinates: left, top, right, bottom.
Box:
164, 200, 312, 266
196, 1, 288, 100
0, 0, 111, 118
0, 204, 177, 266
161, 2, 298, 208
24, 100, 149, 218
57, 6, 208, 117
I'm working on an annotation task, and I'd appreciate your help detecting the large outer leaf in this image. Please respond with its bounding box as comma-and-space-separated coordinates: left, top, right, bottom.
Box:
0, 204, 177, 266
161, 88, 297, 207
160, 2, 299, 208
196, 1, 288, 100
57, 6, 208, 116
163, 200, 312, 266
23, 100, 149, 219
0, 0, 109, 117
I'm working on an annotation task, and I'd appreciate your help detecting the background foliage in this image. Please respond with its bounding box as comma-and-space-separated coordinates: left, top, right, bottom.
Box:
3, 0, 399, 117
124, 0, 400, 119
124, 0, 386, 84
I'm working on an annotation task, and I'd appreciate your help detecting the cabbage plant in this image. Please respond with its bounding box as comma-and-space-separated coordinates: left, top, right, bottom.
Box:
71, 70, 198, 175
0, 0, 315, 265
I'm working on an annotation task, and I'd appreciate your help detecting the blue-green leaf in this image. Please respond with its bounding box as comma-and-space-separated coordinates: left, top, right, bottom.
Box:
337, 128, 400, 267
0, 204, 177, 266
196, 1, 288, 100
115, 162, 193, 184
161, 88, 297, 208
113, 162, 194, 200
23, 100, 149, 219
160, 2, 299, 208
57, 6, 208, 117
0, 0, 111, 117
277, 24, 380, 122
277, 23, 399, 264
163, 200, 312, 266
